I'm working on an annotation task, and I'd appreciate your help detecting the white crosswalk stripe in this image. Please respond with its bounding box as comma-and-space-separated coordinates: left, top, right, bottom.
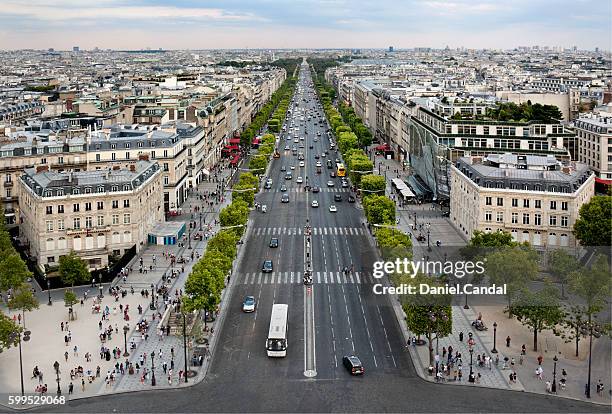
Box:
240, 271, 374, 285
317, 272, 321, 283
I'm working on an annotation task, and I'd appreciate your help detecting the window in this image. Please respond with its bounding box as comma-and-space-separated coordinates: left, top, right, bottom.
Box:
496, 197, 503, 206
111, 143, 116, 149
561, 216, 568, 227
41, 158, 47, 164
73, 217, 81, 229
535, 200, 541, 209
485, 211, 492, 222
550, 201, 557, 210
163, 163, 169, 171
151, 151, 156, 159
496, 212, 504, 222
164, 176, 169, 185
522, 213, 530, 225
123, 200, 130, 208
561, 201, 568, 211
111, 153, 116, 161
534, 213, 542, 226
47, 256, 55, 263
96, 154, 101, 162
112, 200, 119, 209
46, 220, 53, 232
85, 202, 92, 211
523, 199, 530, 208
512, 198, 518, 207
73, 203, 80, 212
485, 196, 492, 206
97, 201, 104, 210
511, 212, 518, 224
85, 216, 93, 229
125, 143, 130, 149
112, 214, 119, 225
125, 152, 130, 160
97, 216, 105, 226
549, 215, 557, 226
46, 206, 53, 214
58, 219, 64, 231
58, 205, 64, 214
123, 213, 131, 224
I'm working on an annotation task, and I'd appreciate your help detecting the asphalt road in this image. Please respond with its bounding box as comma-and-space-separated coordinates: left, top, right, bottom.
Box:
30, 61, 608, 414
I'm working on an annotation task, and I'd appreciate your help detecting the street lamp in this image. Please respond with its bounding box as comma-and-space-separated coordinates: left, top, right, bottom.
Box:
53, 360, 61, 395
7, 329, 30, 396
151, 351, 156, 386
199, 212, 203, 231
123, 325, 130, 357
182, 312, 188, 383
583, 320, 600, 399
429, 310, 448, 356
46, 276, 52, 306
469, 348, 474, 379
426, 223, 431, 252
491, 322, 498, 353
149, 283, 156, 311
552, 355, 558, 393
99, 277, 104, 299
188, 225, 192, 249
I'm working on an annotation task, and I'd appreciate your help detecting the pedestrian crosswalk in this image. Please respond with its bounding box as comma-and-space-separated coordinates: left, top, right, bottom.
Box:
265, 187, 349, 193
239, 271, 378, 285
253, 226, 366, 236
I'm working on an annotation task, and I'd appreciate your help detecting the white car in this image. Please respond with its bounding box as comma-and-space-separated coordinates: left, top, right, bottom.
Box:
327, 180, 334, 187
299, 161, 305, 167
311, 200, 319, 208
329, 205, 337, 213
316, 161, 322, 167
297, 176, 303, 184
290, 165, 296, 170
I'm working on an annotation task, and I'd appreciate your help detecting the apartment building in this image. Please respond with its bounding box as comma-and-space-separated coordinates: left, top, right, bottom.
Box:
574, 113, 612, 181
450, 154, 594, 248
17, 160, 163, 271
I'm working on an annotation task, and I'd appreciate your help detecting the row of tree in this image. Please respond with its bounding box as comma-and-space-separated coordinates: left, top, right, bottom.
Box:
184, 69, 300, 319
240, 75, 297, 147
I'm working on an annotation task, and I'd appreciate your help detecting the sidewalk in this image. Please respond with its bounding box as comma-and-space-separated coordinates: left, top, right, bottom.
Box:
0, 160, 238, 404
366, 145, 610, 405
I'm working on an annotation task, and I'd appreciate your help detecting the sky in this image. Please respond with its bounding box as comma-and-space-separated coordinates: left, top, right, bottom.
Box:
0, 0, 609, 50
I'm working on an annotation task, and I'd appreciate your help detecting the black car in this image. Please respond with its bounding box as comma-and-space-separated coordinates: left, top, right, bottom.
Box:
262, 260, 273, 273
334, 194, 342, 202
348, 195, 356, 203
342, 355, 364, 375
281, 194, 290, 203
312, 186, 320, 193
269, 238, 279, 248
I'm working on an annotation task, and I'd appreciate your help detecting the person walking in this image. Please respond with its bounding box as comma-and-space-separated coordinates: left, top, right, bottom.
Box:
68, 382, 73, 395
506, 336, 511, 347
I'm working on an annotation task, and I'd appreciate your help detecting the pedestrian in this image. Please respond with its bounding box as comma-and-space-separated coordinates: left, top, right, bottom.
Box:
38, 371, 43, 383
64, 335, 69, 346
506, 335, 511, 347
537, 355, 543, 366
61, 322, 64, 331
64, 351, 69, 361
68, 382, 73, 395
81, 378, 85, 392
459, 331, 464, 342
73, 345, 78, 356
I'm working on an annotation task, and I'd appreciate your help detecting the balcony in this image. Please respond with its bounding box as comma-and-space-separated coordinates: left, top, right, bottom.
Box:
3, 181, 13, 187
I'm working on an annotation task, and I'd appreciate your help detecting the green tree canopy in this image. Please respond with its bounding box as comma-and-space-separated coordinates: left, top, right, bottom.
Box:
0, 311, 20, 351
360, 174, 386, 195
59, 251, 90, 287
8, 282, 39, 329
363, 195, 395, 225
207, 231, 238, 258
0, 253, 32, 292
573, 195, 612, 246
547, 249, 579, 298
512, 284, 564, 351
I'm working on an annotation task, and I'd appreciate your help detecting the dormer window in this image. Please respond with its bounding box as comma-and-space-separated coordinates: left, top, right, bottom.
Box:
72, 187, 80, 195
123, 185, 130, 191
85, 187, 92, 194
97, 186, 105, 193
111, 185, 118, 192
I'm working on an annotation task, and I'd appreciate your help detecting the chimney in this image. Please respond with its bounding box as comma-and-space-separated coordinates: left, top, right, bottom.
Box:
36, 165, 49, 173
68, 171, 73, 183
129, 164, 136, 172
562, 167, 572, 175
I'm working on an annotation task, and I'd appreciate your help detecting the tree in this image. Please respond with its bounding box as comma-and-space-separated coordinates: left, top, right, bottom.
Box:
338, 131, 359, 155
555, 304, 589, 357
403, 274, 452, 365
363, 195, 395, 225
219, 200, 249, 237
573, 196, 612, 246
360, 175, 386, 195
8, 282, 39, 329
232, 183, 255, 207
512, 284, 564, 351
485, 246, 539, 317
63, 290, 78, 319
547, 249, 579, 299
58, 251, 90, 287
347, 155, 373, 186
248, 156, 267, 175
184, 268, 222, 329
569, 255, 611, 324
0, 253, 32, 292
207, 231, 238, 258
0, 310, 20, 351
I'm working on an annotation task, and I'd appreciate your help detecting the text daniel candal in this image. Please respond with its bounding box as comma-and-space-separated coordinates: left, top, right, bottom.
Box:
373, 283, 507, 295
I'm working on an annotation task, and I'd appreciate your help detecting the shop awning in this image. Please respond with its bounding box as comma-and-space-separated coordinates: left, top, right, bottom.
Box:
224, 145, 239, 150
392, 177, 409, 191
376, 143, 390, 151
229, 138, 241, 145
230, 156, 240, 165
400, 188, 415, 198
252, 138, 261, 144
595, 176, 612, 185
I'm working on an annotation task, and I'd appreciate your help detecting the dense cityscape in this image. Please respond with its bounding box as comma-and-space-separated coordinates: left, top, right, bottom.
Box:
0, 1, 610, 413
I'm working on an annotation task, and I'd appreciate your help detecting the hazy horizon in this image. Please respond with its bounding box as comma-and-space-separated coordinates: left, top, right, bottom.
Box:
0, 0, 609, 51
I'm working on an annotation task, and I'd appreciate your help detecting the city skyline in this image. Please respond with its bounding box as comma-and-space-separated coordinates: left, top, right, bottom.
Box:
0, 0, 609, 50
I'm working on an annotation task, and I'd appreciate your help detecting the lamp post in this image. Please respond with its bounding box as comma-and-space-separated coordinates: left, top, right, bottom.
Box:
151, 351, 156, 386
199, 212, 203, 231
188, 225, 192, 249
8, 329, 30, 396
491, 322, 498, 353
99, 277, 104, 299
552, 355, 558, 393
183, 312, 188, 383
53, 360, 61, 395
469, 348, 474, 378
123, 325, 130, 357
149, 283, 156, 310
426, 223, 431, 252
584, 320, 599, 399
46, 276, 52, 306
429, 310, 448, 356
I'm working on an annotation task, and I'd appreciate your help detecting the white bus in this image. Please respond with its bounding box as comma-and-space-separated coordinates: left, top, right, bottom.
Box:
266, 304, 288, 357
